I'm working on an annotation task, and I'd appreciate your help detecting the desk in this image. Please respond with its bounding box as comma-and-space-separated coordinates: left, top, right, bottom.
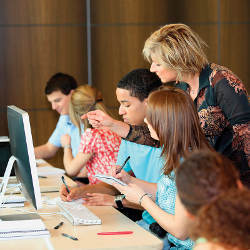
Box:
0, 167, 163, 250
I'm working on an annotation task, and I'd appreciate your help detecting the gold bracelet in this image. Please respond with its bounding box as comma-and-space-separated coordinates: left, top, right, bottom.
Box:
139, 193, 152, 206
63, 144, 71, 149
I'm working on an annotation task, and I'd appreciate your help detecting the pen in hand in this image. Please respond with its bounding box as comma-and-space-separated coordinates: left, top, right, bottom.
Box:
61, 176, 70, 193
116, 156, 130, 174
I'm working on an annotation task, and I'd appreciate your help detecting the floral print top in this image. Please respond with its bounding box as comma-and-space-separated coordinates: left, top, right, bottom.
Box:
125, 64, 250, 176
79, 128, 121, 184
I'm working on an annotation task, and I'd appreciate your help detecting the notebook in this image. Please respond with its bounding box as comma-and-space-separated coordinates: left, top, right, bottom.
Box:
0, 213, 50, 240
94, 174, 127, 186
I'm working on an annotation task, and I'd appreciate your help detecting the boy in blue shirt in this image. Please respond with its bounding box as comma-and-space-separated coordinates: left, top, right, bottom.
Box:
35, 73, 81, 159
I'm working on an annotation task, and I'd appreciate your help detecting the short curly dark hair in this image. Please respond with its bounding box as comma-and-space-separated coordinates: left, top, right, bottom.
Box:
45, 72, 78, 95
117, 68, 162, 101
191, 188, 250, 249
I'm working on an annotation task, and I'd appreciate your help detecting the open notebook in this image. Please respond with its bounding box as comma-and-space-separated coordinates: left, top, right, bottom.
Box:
94, 174, 127, 186
0, 213, 50, 240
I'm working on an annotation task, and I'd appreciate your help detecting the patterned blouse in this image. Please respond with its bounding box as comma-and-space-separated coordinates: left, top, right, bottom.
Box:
79, 128, 121, 184
126, 64, 250, 176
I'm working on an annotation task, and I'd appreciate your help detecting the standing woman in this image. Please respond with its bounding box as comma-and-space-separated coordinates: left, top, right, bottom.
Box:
61, 85, 121, 184
133, 23, 250, 177
84, 24, 249, 182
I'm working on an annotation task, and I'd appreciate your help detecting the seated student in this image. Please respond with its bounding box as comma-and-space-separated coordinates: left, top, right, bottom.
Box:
60, 85, 121, 184
174, 150, 249, 250
60, 69, 162, 221
191, 189, 250, 250
112, 87, 212, 249
35, 73, 81, 159
82, 68, 163, 221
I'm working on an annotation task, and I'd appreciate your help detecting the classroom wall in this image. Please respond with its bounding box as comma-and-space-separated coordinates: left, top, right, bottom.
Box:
0, 0, 249, 168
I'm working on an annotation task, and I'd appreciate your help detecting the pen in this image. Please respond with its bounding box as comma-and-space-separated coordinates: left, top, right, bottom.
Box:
54, 221, 64, 229
62, 233, 78, 241
116, 156, 130, 174
97, 231, 133, 235
38, 175, 47, 179
61, 176, 70, 193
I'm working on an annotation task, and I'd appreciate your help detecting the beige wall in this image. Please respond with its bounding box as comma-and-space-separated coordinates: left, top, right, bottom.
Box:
0, 0, 249, 167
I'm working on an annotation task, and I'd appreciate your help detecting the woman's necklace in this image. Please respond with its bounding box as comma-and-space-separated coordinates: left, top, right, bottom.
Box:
190, 88, 197, 95
190, 87, 198, 100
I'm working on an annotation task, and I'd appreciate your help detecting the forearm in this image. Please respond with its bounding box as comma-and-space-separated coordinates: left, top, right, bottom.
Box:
129, 177, 157, 200
63, 148, 75, 175
34, 143, 58, 159
122, 198, 144, 210
125, 125, 160, 147
109, 120, 130, 138
140, 196, 189, 240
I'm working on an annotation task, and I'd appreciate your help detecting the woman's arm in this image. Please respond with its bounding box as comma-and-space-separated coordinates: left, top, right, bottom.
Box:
61, 134, 92, 176
82, 110, 159, 147
112, 168, 158, 200
140, 194, 191, 240
113, 181, 191, 240
63, 148, 92, 176
214, 72, 250, 166
82, 110, 130, 138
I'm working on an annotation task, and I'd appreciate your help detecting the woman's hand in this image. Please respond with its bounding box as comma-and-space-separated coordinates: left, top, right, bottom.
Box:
60, 184, 86, 202
83, 193, 115, 206
110, 165, 132, 184
112, 183, 146, 205
81, 110, 115, 129
61, 134, 71, 147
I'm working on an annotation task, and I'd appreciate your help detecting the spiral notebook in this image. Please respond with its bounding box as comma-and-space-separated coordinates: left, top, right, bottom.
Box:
0, 213, 50, 240
94, 174, 127, 186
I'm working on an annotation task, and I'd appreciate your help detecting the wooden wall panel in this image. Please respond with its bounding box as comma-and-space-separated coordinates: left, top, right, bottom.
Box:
0, 0, 86, 24
220, 24, 250, 90
0, 0, 87, 168
91, 25, 158, 108
29, 110, 64, 167
91, 0, 218, 24
220, 0, 250, 91
0, 26, 87, 109
220, 0, 250, 22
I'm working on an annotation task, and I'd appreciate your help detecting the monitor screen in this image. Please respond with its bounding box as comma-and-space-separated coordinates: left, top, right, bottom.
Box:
7, 105, 42, 210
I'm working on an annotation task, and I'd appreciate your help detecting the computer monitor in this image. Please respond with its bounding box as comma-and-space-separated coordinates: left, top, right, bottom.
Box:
0, 106, 42, 210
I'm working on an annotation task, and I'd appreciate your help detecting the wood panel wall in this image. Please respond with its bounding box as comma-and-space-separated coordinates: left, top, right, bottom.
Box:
0, 0, 88, 167
0, 0, 249, 168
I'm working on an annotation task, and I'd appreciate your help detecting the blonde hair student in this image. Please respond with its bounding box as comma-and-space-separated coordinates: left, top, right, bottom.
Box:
61, 84, 121, 184
69, 84, 107, 133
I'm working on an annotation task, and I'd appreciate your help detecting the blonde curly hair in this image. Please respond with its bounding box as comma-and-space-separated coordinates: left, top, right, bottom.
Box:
143, 23, 208, 81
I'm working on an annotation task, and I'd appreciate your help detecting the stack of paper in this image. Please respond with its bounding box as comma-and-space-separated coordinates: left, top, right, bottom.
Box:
0, 213, 50, 240
0, 195, 26, 208
37, 166, 65, 177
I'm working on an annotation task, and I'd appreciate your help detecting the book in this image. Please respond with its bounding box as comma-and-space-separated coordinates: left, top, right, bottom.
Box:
0, 213, 50, 240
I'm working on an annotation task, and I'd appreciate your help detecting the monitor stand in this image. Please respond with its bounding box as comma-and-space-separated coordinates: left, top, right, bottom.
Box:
0, 155, 18, 205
